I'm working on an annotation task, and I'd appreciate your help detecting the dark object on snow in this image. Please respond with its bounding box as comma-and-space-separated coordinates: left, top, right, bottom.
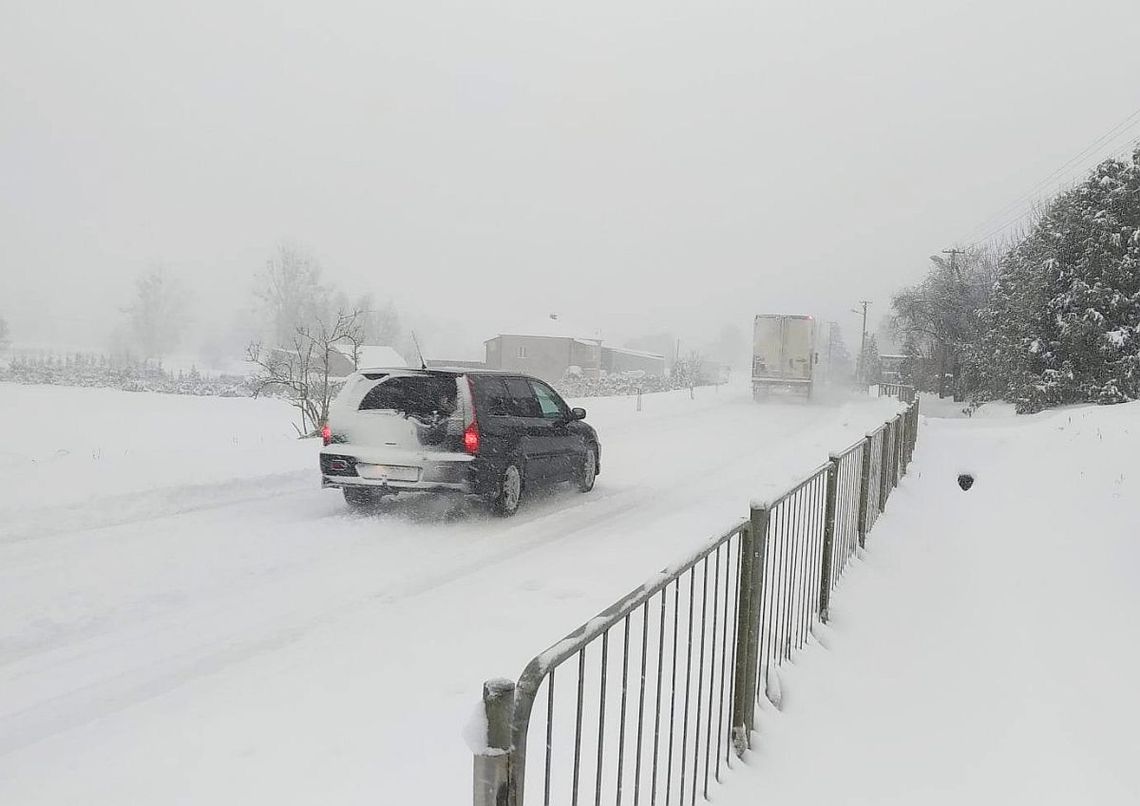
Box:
957, 473, 975, 491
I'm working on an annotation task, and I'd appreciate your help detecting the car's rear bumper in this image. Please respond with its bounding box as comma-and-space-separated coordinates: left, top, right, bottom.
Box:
320, 448, 479, 495
322, 476, 473, 495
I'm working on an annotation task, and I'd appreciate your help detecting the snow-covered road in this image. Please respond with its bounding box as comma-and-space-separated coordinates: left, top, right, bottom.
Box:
0, 382, 902, 804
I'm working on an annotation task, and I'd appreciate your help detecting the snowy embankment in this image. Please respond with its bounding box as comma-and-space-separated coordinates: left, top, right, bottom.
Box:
0, 383, 316, 537
0, 381, 903, 804
718, 399, 1140, 805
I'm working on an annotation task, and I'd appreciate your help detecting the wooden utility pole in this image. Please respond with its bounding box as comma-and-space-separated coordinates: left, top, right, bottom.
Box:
939, 248, 966, 397
854, 301, 871, 384
826, 321, 835, 385
941, 248, 966, 276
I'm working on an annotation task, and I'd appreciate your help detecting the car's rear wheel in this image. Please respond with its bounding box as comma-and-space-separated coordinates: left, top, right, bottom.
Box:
577, 446, 597, 493
492, 462, 524, 517
343, 486, 382, 510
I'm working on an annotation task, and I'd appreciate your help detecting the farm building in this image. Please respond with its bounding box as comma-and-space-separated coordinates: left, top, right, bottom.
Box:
601, 346, 666, 377
484, 318, 605, 383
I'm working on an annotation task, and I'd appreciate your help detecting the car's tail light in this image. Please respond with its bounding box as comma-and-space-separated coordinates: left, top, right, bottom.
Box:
321, 424, 332, 446
460, 375, 480, 454
463, 420, 480, 454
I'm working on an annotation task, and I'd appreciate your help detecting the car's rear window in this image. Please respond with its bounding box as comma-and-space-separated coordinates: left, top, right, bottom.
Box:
358, 375, 457, 418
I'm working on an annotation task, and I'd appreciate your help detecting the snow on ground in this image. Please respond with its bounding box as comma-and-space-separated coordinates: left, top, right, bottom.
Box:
0, 381, 901, 804
915, 391, 1017, 420
717, 400, 1140, 805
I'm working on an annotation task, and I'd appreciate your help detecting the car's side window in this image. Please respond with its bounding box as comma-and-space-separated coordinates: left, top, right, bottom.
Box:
529, 380, 567, 420
475, 377, 511, 417
504, 377, 541, 418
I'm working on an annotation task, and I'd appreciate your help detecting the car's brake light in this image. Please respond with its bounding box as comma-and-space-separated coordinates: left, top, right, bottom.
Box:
463, 420, 480, 455
321, 424, 332, 446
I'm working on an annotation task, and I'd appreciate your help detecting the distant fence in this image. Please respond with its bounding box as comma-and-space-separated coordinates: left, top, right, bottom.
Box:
474, 391, 921, 806
875, 382, 916, 403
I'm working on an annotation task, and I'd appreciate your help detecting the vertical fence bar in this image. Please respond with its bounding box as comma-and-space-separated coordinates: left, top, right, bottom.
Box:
893, 416, 903, 488
906, 407, 912, 462
900, 409, 910, 475
907, 403, 917, 471
593, 632, 608, 806
818, 458, 839, 623
474, 678, 516, 806
650, 589, 667, 805
904, 408, 913, 472
731, 508, 767, 754
891, 419, 900, 488
730, 520, 756, 755
749, 505, 769, 700
878, 421, 891, 513
572, 650, 587, 806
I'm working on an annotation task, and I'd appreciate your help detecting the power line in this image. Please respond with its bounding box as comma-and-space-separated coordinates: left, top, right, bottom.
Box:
968, 131, 1140, 247
960, 104, 1140, 243
958, 103, 1140, 246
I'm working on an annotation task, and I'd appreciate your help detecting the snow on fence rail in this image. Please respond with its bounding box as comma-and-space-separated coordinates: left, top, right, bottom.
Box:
474, 388, 920, 806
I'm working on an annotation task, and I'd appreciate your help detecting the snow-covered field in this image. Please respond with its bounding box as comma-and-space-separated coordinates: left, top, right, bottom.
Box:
718, 400, 1140, 805
0, 382, 903, 804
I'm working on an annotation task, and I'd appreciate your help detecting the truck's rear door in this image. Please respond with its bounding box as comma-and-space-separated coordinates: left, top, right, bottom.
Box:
784, 317, 815, 380
753, 316, 786, 379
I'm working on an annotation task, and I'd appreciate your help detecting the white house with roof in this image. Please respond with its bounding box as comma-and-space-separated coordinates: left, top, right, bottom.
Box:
328, 344, 407, 377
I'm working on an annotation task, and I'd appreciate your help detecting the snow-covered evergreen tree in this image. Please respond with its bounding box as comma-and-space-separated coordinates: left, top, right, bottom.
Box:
977, 148, 1140, 411
861, 334, 883, 384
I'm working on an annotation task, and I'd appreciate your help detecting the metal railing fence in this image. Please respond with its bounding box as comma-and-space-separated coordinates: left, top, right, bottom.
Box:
475, 399, 922, 806
876, 382, 916, 403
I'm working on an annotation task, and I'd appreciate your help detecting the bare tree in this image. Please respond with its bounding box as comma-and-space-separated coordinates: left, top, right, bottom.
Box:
246, 309, 364, 436
124, 266, 189, 360
255, 243, 329, 347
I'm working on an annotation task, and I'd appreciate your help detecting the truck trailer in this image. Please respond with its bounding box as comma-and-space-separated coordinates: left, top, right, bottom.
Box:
752, 314, 818, 400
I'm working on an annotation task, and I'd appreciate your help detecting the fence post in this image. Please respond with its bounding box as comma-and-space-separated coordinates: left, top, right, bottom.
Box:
732, 506, 768, 755
856, 436, 873, 548
474, 678, 516, 806
905, 404, 916, 470
893, 416, 903, 487
913, 400, 921, 457
819, 458, 840, 623
878, 421, 891, 513
900, 411, 910, 475
911, 397, 921, 458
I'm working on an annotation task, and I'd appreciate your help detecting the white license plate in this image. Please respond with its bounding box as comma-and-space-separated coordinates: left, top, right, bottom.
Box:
357, 464, 420, 482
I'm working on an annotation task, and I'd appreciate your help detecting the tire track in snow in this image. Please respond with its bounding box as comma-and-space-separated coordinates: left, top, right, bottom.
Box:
0, 401, 863, 757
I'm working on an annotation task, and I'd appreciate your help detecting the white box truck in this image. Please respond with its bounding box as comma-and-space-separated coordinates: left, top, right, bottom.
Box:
752, 314, 818, 400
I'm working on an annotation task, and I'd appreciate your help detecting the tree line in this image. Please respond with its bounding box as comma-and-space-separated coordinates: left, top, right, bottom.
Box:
891, 147, 1140, 413
77, 243, 408, 435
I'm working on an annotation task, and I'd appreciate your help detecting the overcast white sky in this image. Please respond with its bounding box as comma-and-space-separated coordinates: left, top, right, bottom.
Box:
3, 0, 1140, 358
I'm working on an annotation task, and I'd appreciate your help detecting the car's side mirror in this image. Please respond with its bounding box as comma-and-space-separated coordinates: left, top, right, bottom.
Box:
570, 407, 587, 421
